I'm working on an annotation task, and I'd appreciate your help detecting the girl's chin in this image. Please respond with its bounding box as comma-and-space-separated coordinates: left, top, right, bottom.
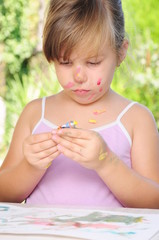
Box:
63, 90, 105, 105
71, 95, 102, 105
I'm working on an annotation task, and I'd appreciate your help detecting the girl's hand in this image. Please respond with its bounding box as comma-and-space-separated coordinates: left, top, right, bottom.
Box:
23, 132, 60, 170
52, 128, 109, 171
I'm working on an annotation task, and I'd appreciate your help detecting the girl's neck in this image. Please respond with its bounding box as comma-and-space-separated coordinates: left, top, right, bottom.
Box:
45, 88, 126, 130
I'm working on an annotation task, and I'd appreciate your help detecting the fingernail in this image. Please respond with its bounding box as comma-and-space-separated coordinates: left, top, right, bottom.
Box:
57, 129, 63, 134
57, 144, 62, 152
52, 129, 57, 134
52, 135, 57, 140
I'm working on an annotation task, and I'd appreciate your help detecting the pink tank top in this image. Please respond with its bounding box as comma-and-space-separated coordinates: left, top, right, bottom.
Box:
26, 97, 136, 207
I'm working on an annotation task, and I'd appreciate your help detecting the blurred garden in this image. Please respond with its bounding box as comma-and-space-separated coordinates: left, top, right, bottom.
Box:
0, 0, 159, 162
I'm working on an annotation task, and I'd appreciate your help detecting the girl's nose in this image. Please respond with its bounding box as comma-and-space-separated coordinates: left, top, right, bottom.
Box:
74, 66, 87, 84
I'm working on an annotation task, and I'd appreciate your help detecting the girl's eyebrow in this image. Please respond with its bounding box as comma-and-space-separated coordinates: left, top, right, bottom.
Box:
86, 55, 105, 60
58, 54, 105, 62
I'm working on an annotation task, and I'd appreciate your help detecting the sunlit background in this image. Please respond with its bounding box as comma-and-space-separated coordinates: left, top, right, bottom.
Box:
0, 0, 159, 164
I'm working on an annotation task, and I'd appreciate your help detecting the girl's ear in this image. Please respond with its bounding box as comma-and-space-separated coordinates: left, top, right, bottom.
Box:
117, 39, 129, 66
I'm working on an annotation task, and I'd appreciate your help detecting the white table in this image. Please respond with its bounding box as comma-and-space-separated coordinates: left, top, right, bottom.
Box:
0, 203, 159, 240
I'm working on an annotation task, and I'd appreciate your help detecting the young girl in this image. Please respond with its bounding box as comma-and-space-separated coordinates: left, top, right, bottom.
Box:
1, 0, 159, 208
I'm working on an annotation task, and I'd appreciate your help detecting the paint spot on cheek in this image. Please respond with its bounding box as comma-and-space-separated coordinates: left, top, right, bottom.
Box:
97, 78, 102, 86
88, 93, 95, 100
99, 87, 103, 92
64, 82, 75, 89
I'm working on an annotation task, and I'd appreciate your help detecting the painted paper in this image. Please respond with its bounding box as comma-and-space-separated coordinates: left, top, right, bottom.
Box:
0, 203, 159, 240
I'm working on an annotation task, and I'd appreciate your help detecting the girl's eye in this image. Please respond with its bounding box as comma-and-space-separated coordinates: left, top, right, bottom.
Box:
88, 61, 101, 65
59, 60, 72, 65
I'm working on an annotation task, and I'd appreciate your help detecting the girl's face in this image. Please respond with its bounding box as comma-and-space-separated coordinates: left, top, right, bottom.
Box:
54, 44, 117, 105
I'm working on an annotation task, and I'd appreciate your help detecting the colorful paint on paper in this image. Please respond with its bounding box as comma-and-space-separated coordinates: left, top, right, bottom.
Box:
0, 203, 159, 240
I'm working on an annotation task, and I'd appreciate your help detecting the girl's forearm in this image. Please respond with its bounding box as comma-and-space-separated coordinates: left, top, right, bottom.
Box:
0, 160, 45, 203
96, 153, 159, 208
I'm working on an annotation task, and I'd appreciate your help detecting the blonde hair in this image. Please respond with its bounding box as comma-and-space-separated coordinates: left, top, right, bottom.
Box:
43, 0, 125, 62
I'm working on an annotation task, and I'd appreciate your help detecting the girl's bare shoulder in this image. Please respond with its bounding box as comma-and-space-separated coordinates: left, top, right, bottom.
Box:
24, 97, 42, 113
127, 102, 156, 128
24, 95, 59, 129
113, 93, 158, 140
18, 98, 43, 132
114, 92, 156, 127
121, 100, 158, 144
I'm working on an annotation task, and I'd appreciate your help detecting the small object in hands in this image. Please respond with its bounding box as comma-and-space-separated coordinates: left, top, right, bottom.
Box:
88, 119, 97, 124
58, 121, 78, 129
93, 109, 106, 115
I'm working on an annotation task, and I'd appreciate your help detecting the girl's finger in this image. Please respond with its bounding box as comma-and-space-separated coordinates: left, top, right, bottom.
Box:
52, 128, 93, 140
35, 145, 59, 160
31, 139, 57, 153
43, 150, 60, 165
52, 135, 85, 154
27, 132, 52, 144
57, 144, 86, 163
53, 134, 87, 147
34, 150, 60, 170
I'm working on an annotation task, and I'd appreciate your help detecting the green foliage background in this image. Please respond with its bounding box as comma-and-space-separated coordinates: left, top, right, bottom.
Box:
112, 0, 159, 126
0, 0, 159, 158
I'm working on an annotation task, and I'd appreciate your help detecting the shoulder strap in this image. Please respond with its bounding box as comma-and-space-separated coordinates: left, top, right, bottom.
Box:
117, 102, 137, 121
41, 97, 46, 119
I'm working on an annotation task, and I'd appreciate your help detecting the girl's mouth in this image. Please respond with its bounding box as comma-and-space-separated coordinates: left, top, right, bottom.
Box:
73, 89, 90, 96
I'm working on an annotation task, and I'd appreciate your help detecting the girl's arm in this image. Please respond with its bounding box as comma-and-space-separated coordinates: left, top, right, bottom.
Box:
104, 103, 159, 208
0, 100, 58, 202
97, 105, 159, 208
52, 105, 159, 208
